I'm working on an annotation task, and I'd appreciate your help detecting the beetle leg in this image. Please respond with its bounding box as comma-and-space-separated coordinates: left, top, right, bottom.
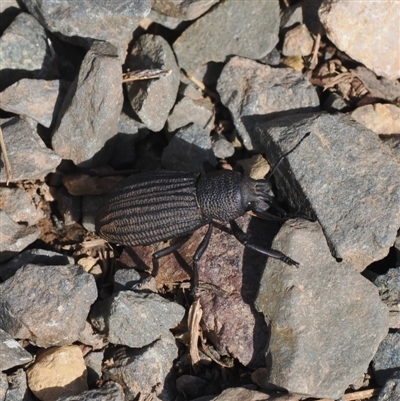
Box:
230, 220, 299, 267
191, 223, 213, 299
152, 234, 192, 277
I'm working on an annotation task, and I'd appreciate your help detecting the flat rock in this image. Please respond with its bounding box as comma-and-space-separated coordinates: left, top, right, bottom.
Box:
217, 57, 319, 150
152, 0, 219, 20
0, 210, 40, 262
173, 0, 280, 73
52, 41, 123, 168
90, 290, 185, 348
26, 345, 88, 401
0, 12, 56, 91
246, 112, 400, 270
161, 123, 217, 171
255, 219, 389, 399
372, 332, 400, 386
0, 187, 43, 226
0, 264, 97, 347
0, 117, 62, 183
104, 332, 178, 401
125, 34, 180, 132
0, 328, 32, 371
20, 0, 151, 57
0, 79, 69, 128
167, 96, 214, 133
319, 0, 400, 80
0, 248, 74, 281
57, 382, 124, 401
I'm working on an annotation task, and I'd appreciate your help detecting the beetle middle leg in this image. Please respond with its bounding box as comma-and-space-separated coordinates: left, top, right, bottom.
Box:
230, 220, 299, 266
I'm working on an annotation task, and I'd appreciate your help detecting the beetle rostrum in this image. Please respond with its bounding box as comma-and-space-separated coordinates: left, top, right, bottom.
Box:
95, 134, 308, 295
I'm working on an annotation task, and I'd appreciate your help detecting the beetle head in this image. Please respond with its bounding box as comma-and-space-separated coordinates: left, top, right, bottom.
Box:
240, 177, 276, 214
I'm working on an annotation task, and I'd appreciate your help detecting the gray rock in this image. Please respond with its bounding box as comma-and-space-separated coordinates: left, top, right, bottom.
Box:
3, 368, 35, 401
323, 92, 351, 112
0, 117, 62, 183
173, 0, 280, 74
82, 195, 108, 232
0, 13, 56, 91
114, 268, 142, 291
90, 290, 184, 348
217, 57, 319, 150
0, 264, 97, 347
0, 211, 40, 263
255, 219, 389, 399
207, 387, 297, 401
56, 382, 124, 401
0, 187, 43, 226
161, 123, 217, 172
0, 372, 6, 401
246, 113, 400, 270
125, 34, 180, 132
147, 9, 183, 30
176, 375, 208, 399
280, 4, 303, 29
20, 0, 151, 57
0, 328, 32, 371
52, 41, 123, 168
84, 351, 103, 386
0, 248, 74, 281
57, 187, 82, 226
0, 79, 69, 128
377, 370, 400, 401
373, 332, 400, 386
167, 96, 214, 133
151, 0, 220, 20
104, 332, 178, 400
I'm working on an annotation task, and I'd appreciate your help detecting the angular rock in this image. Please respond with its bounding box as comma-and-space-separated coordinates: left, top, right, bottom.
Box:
161, 123, 217, 171
211, 133, 235, 159
52, 41, 123, 168
147, 9, 183, 30
0, 372, 6, 400
113, 268, 142, 291
0, 211, 40, 262
0, 12, 56, 91
255, 219, 389, 399
0, 117, 62, 183
20, 0, 151, 57
351, 103, 400, 135
217, 57, 319, 149
246, 112, 400, 270
104, 332, 178, 400
319, 0, 400, 80
0, 187, 43, 226
76, 321, 105, 351
173, 0, 280, 73
0, 79, 69, 128
377, 370, 400, 401
372, 332, 400, 386
0, 328, 32, 371
56, 382, 124, 401
82, 195, 108, 232
27, 345, 88, 401
151, 0, 219, 20
167, 96, 214, 133
84, 351, 103, 386
130, 214, 272, 367
0, 248, 74, 281
3, 368, 34, 401
90, 291, 184, 348
282, 24, 314, 57
125, 34, 180, 132
0, 264, 97, 347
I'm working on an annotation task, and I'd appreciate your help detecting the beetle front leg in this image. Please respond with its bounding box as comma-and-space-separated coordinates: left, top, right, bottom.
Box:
230, 220, 299, 267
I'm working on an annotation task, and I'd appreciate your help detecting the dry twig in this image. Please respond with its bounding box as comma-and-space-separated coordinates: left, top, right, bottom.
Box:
319, 388, 380, 401
122, 69, 171, 83
188, 299, 203, 365
0, 126, 12, 185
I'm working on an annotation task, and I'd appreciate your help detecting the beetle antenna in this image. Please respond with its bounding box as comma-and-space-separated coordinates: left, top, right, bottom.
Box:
265, 132, 310, 182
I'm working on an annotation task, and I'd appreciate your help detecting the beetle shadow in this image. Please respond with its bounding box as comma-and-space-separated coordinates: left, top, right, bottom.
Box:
239, 216, 283, 367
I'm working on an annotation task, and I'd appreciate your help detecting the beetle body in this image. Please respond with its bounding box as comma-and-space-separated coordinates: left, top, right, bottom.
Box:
95, 169, 272, 245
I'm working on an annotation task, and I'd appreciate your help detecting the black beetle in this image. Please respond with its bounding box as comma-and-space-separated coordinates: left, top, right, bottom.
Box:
95, 134, 308, 294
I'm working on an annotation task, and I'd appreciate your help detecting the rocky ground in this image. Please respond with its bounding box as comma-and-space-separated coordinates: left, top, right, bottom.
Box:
0, 0, 400, 401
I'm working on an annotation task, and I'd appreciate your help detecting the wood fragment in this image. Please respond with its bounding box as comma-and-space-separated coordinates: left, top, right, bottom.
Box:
310, 31, 322, 70
188, 299, 202, 365
0, 126, 12, 185
122, 69, 172, 83
318, 388, 381, 401
186, 72, 220, 102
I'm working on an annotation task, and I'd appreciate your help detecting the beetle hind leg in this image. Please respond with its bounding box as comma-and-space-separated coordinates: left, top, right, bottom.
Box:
230, 220, 299, 267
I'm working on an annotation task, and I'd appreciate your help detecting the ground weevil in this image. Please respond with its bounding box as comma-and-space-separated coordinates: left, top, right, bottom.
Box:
95, 134, 309, 295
